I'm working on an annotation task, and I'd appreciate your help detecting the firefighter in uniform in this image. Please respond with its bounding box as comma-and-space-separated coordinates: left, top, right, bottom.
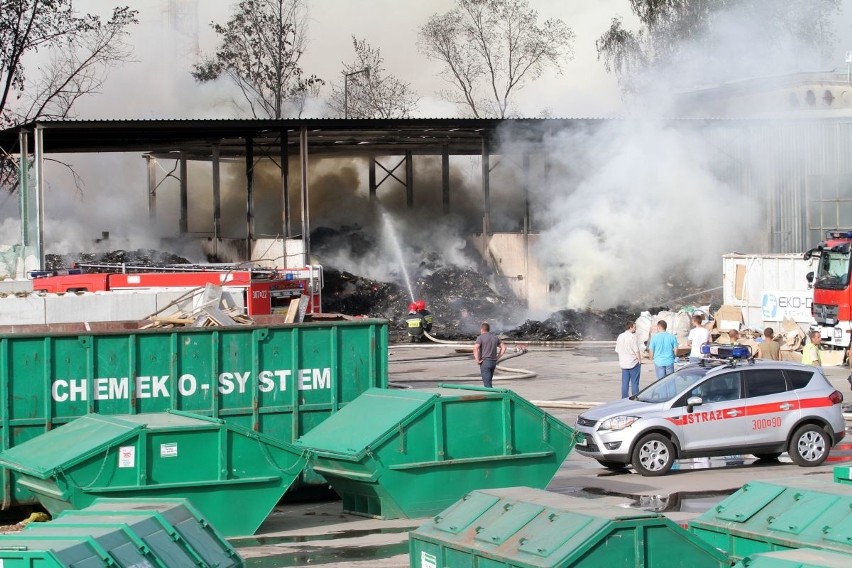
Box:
415, 300, 433, 335
405, 302, 425, 343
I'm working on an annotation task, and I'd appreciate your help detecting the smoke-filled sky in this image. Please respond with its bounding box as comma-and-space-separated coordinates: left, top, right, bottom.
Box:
5, 1, 852, 309
67, 0, 630, 119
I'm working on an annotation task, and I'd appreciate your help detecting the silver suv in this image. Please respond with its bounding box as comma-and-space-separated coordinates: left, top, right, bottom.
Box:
574, 355, 846, 476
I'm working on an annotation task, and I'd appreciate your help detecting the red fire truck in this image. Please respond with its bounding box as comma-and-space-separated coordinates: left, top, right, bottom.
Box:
805, 230, 852, 349
30, 263, 323, 316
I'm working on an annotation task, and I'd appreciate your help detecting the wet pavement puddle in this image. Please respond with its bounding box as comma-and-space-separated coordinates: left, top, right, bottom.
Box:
242, 541, 409, 567
231, 526, 412, 547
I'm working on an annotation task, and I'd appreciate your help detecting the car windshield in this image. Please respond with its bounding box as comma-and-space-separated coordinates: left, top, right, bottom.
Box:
634, 366, 711, 403
815, 250, 851, 290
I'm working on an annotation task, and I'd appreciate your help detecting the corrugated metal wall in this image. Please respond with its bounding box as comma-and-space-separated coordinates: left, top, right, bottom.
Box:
700, 120, 852, 254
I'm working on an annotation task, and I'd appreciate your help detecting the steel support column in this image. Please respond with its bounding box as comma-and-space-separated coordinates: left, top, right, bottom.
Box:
212, 145, 221, 253
280, 131, 290, 238
368, 153, 376, 201
442, 144, 450, 214
481, 137, 491, 235
33, 125, 45, 269
19, 130, 28, 248
522, 152, 531, 305
179, 155, 188, 234
300, 127, 310, 261
405, 150, 414, 207
245, 137, 255, 253
146, 155, 157, 222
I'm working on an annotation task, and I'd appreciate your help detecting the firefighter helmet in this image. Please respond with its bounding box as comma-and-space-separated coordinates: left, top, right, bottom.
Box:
415, 300, 426, 311
408, 302, 417, 312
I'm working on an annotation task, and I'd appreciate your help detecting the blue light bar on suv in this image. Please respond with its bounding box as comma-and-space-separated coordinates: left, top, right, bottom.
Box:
700, 343, 752, 359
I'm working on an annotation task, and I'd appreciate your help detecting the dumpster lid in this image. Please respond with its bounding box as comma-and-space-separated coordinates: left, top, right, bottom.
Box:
0, 413, 213, 479
296, 388, 437, 456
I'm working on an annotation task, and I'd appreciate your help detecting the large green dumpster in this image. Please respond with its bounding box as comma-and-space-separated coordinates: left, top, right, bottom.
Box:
0, 497, 242, 567
689, 479, 852, 561
732, 548, 852, 568
0, 535, 113, 567
294, 385, 580, 519
0, 316, 388, 508
409, 486, 729, 568
0, 411, 308, 536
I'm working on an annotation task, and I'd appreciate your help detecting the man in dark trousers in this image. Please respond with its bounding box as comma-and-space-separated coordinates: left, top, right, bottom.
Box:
473, 322, 506, 388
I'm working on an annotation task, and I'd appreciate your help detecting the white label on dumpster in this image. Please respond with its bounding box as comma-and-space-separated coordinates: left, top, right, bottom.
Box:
420, 552, 437, 568
118, 446, 135, 468
160, 442, 178, 458
49, 366, 334, 402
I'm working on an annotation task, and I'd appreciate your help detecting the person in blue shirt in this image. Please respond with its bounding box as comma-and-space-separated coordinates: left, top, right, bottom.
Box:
648, 320, 679, 380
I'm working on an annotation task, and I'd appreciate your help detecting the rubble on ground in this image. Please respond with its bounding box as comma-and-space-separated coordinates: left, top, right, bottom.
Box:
504, 308, 642, 342
45, 249, 191, 271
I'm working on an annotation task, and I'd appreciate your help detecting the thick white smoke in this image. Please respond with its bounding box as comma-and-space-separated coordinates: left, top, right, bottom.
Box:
530, 121, 762, 309
507, 1, 845, 309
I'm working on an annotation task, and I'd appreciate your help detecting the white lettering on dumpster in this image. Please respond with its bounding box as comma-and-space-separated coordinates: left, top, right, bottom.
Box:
49, 367, 334, 401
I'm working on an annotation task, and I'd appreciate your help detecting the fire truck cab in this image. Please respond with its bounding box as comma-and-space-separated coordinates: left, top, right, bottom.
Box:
31, 264, 323, 317
805, 230, 852, 348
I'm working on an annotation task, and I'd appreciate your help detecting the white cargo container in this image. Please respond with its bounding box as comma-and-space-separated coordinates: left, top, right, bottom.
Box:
722, 253, 814, 332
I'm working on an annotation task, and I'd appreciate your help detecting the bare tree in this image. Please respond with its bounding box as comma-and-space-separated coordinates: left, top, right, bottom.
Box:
418, 0, 574, 118
0, 1, 138, 128
327, 37, 418, 119
191, 0, 322, 119
0, 1, 137, 193
597, 0, 840, 93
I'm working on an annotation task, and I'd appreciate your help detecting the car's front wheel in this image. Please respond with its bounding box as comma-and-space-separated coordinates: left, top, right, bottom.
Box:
631, 433, 675, 476
788, 424, 830, 466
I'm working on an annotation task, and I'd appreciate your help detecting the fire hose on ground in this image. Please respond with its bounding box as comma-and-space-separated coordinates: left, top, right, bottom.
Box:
389, 329, 536, 381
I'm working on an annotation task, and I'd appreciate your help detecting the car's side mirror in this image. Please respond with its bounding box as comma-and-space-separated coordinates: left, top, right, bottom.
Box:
686, 396, 703, 413
806, 271, 814, 284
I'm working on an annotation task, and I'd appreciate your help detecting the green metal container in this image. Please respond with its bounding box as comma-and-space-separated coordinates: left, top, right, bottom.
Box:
409, 486, 729, 568
20, 525, 166, 567
0, 316, 387, 508
833, 464, 852, 484
0, 535, 111, 567
732, 548, 852, 568
0, 497, 242, 567
689, 478, 852, 561
0, 411, 308, 536
294, 385, 580, 519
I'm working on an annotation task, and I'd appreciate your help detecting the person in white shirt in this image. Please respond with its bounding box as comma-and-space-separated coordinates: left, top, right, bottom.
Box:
686, 314, 710, 361
615, 321, 642, 398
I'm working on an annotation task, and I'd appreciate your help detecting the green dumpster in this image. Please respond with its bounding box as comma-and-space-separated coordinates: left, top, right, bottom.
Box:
833, 464, 852, 484
294, 385, 580, 519
0, 497, 243, 567
409, 486, 729, 568
689, 478, 852, 561
0, 411, 307, 536
0, 535, 112, 567
18, 525, 166, 567
732, 548, 852, 568
0, 316, 388, 508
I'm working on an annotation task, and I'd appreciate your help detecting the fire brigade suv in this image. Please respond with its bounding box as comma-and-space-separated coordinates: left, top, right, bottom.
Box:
30, 263, 323, 316
574, 344, 845, 476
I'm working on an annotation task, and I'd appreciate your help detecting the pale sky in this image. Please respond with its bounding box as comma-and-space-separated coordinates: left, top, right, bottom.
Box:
38, 0, 852, 120
71, 0, 634, 119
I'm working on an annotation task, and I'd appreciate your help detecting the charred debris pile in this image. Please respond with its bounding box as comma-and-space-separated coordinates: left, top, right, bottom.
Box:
45, 249, 191, 272
311, 226, 651, 342
42, 234, 721, 344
